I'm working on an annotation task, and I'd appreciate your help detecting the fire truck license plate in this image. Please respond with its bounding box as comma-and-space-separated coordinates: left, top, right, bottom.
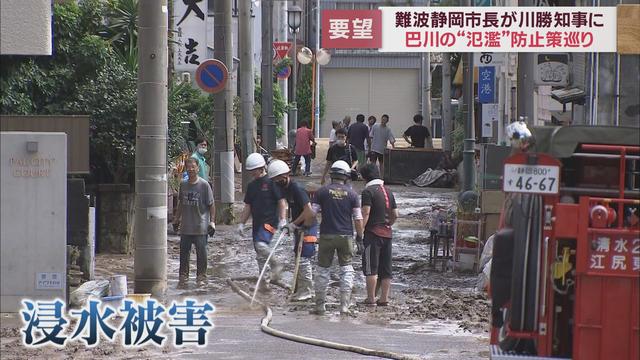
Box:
503, 164, 560, 194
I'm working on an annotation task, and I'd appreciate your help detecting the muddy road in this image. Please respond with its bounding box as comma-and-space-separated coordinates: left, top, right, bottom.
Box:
1, 150, 490, 359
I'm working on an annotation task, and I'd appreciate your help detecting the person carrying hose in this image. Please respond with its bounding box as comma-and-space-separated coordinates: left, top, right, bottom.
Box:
311, 160, 364, 315
267, 160, 319, 301
238, 153, 288, 293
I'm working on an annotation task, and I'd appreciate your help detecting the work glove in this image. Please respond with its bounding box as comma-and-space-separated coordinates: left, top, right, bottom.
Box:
207, 222, 216, 237
172, 222, 180, 234
285, 222, 299, 235
355, 234, 364, 255
237, 223, 245, 237
277, 219, 287, 231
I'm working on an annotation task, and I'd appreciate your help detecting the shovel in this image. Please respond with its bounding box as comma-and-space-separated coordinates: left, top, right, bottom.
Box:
290, 230, 305, 295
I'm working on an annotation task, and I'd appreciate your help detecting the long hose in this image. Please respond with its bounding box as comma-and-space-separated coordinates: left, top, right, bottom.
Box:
226, 278, 422, 360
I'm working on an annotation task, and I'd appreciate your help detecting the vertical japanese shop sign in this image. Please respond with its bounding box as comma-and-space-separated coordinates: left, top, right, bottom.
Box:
173, 0, 208, 71
478, 66, 496, 103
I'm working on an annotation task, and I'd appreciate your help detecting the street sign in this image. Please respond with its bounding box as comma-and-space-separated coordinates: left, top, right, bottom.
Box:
478, 66, 495, 104
276, 65, 291, 80
195, 59, 228, 93
481, 103, 499, 138
474, 52, 505, 67
273, 42, 292, 60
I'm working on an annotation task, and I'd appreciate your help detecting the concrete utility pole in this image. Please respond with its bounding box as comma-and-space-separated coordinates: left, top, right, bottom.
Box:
239, 0, 255, 191
420, 0, 431, 140
213, 0, 234, 224
289, 28, 298, 137
442, 53, 452, 151
462, 52, 476, 192
274, 0, 288, 146
261, 0, 276, 151
517, 1, 535, 126
313, 0, 320, 139
421, 52, 431, 137
134, 0, 167, 297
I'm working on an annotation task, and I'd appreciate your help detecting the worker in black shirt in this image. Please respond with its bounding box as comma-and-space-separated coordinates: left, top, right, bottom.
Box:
403, 114, 433, 149
238, 153, 287, 292
267, 160, 318, 301
321, 128, 359, 185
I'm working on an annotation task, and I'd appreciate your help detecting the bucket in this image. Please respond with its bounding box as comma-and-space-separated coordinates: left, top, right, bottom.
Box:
109, 275, 128, 296
457, 253, 476, 271
127, 293, 151, 304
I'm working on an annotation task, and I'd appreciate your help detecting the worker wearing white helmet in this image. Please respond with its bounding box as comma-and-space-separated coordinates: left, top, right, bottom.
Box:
238, 153, 287, 292
267, 160, 319, 301
311, 160, 364, 315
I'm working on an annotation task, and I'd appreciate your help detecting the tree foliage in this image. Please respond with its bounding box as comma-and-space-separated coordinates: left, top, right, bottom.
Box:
254, 76, 288, 139
0, 0, 209, 184
295, 65, 326, 130
102, 0, 139, 71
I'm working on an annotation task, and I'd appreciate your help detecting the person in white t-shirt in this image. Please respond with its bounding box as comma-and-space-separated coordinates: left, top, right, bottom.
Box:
329, 120, 341, 148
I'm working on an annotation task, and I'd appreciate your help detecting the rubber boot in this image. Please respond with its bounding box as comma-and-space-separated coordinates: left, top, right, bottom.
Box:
196, 274, 207, 287
258, 279, 271, 293
177, 275, 188, 289
311, 266, 330, 315
270, 261, 283, 283
339, 291, 352, 314
254, 241, 271, 279
293, 258, 314, 301
339, 265, 355, 314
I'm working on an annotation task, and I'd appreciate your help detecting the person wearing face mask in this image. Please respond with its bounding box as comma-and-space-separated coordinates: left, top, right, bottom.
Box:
237, 153, 288, 292
191, 137, 210, 182
267, 160, 319, 301
173, 158, 215, 288
321, 128, 358, 185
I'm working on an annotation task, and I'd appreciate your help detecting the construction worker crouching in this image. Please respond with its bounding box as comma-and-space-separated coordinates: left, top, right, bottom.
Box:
312, 160, 364, 315
267, 160, 319, 301
238, 153, 288, 292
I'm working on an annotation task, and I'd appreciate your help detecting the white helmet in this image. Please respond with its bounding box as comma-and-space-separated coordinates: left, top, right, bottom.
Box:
246, 153, 266, 170
330, 160, 351, 178
267, 160, 290, 179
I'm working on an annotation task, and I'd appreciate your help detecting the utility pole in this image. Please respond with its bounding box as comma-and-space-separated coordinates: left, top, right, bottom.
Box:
517, 0, 535, 126
213, 0, 234, 224
442, 53, 452, 151
421, 52, 431, 139
134, 0, 167, 297
462, 51, 476, 192
239, 0, 255, 191
261, 0, 276, 151
274, 0, 288, 147
313, 0, 320, 139
420, 0, 431, 142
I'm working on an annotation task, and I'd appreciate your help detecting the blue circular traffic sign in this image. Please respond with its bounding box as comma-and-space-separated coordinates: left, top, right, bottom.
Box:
195, 59, 228, 93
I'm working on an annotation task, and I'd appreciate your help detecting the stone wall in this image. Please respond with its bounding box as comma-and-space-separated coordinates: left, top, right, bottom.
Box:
97, 184, 135, 254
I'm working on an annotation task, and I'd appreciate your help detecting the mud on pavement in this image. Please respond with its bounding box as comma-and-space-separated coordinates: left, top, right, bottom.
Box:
1, 155, 489, 359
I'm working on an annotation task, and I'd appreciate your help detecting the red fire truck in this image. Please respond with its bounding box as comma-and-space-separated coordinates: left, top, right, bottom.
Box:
490, 126, 640, 360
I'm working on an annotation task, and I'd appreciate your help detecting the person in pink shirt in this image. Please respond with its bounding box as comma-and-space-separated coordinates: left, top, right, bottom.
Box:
292, 121, 316, 176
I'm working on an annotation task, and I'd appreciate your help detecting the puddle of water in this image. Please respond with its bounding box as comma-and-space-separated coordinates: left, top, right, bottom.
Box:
390, 319, 485, 337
